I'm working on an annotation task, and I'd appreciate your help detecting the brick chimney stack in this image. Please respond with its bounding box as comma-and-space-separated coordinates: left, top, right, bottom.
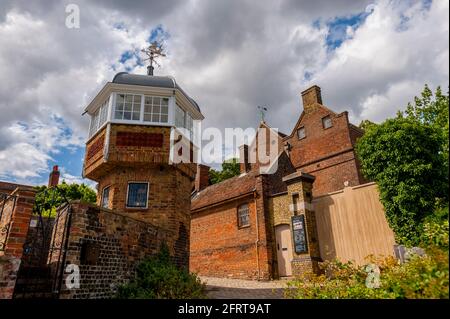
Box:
301, 85, 322, 112
239, 144, 251, 174
195, 164, 210, 192
48, 165, 60, 188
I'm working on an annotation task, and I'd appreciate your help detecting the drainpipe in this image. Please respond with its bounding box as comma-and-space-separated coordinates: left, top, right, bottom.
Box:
254, 191, 261, 280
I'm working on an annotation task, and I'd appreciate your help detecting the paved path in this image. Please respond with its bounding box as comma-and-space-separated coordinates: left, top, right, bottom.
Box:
200, 276, 290, 299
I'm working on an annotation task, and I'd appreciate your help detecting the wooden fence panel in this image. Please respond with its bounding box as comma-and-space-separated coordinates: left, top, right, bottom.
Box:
313, 182, 396, 265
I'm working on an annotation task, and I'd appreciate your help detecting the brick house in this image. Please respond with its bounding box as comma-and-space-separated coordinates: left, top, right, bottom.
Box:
190, 85, 368, 279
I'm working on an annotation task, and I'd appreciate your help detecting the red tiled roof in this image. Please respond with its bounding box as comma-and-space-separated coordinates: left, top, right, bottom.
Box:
191, 171, 258, 211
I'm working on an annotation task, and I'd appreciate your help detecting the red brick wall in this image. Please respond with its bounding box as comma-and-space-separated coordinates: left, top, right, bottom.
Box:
190, 195, 271, 280
301, 151, 361, 195
0, 187, 36, 299
284, 105, 363, 196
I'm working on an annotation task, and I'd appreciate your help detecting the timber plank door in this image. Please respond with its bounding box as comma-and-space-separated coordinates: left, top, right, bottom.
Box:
275, 224, 293, 276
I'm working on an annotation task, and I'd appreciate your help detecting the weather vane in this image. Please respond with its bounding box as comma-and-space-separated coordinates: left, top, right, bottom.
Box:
141, 41, 166, 76
257, 106, 268, 122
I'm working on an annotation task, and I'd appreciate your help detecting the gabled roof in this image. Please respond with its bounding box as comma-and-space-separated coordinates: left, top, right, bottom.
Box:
191, 171, 258, 211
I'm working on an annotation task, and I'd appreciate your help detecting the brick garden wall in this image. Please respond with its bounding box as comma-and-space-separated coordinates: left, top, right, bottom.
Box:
59, 202, 169, 299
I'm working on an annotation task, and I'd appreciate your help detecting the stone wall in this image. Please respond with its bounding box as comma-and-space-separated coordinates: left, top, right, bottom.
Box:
59, 202, 170, 299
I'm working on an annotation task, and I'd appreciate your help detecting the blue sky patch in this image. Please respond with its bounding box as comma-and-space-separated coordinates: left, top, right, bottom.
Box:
325, 11, 371, 50
148, 24, 170, 43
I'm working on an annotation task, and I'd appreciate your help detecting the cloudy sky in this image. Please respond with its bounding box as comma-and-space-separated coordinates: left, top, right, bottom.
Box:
0, 0, 448, 187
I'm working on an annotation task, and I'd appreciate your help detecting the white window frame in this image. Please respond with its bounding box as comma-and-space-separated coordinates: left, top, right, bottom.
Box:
125, 181, 150, 209
114, 93, 142, 121
297, 126, 306, 140
143, 96, 170, 124
322, 115, 333, 129
87, 92, 197, 140
237, 203, 250, 228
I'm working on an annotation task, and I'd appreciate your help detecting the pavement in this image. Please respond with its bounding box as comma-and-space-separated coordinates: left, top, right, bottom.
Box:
200, 276, 290, 299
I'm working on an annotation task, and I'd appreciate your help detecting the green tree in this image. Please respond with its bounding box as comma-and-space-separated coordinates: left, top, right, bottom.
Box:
209, 158, 241, 184
358, 119, 376, 131
34, 181, 96, 215
400, 85, 449, 184
355, 86, 448, 246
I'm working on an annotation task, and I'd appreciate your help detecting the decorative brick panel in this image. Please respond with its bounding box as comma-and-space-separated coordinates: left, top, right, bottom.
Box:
116, 132, 163, 148
86, 135, 105, 160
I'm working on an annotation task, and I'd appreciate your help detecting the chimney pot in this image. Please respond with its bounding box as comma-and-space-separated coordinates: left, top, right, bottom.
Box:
48, 165, 60, 188
301, 85, 322, 112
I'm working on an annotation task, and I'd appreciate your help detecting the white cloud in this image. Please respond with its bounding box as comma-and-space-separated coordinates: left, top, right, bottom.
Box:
0, 0, 448, 181
308, 0, 449, 124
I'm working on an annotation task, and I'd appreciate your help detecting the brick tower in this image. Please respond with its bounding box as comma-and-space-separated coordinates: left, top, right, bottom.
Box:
82, 72, 203, 267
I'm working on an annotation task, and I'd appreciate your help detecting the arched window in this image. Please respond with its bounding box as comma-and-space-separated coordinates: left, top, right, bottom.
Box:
237, 203, 250, 228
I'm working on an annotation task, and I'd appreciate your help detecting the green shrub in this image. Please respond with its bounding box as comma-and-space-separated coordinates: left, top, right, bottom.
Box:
285, 248, 449, 299
116, 244, 206, 299
420, 206, 449, 249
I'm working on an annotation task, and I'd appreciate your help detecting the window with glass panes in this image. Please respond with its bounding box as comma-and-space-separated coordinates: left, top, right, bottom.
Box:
237, 203, 250, 228
101, 186, 110, 209
114, 94, 141, 121
89, 110, 100, 137
322, 115, 332, 129
89, 98, 110, 138
175, 104, 185, 128
99, 98, 109, 126
126, 182, 149, 208
297, 126, 306, 139
144, 96, 169, 123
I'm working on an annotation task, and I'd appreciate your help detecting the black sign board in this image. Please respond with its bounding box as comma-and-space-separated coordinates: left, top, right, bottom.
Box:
292, 215, 308, 254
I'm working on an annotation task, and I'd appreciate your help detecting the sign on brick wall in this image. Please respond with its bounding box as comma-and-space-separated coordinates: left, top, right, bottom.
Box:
292, 215, 308, 254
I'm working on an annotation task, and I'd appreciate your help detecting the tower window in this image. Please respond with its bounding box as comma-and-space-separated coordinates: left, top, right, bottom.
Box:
297, 126, 306, 139
237, 203, 250, 228
144, 96, 169, 123
175, 104, 185, 128
126, 182, 149, 208
114, 94, 141, 121
322, 115, 332, 129
101, 186, 110, 209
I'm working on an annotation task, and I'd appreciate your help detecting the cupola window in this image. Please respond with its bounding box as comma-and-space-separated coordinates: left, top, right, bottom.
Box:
144, 96, 169, 123
114, 94, 141, 121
